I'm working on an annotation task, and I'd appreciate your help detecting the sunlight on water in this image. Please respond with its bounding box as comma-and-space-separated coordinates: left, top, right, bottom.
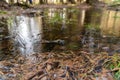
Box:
10, 15, 43, 56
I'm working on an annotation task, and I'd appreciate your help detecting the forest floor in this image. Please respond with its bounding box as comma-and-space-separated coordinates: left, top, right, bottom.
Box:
0, 1, 120, 80
1, 51, 120, 80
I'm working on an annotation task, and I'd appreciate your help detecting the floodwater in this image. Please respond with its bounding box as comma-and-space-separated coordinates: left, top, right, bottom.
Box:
0, 8, 120, 59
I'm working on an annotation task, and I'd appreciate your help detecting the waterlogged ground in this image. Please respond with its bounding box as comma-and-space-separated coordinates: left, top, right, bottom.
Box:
0, 4, 120, 80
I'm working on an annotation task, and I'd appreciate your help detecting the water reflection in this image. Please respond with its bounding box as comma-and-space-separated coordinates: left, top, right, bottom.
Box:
3, 8, 120, 56
10, 15, 43, 56
0, 18, 14, 60
42, 8, 86, 52
100, 10, 120, 36
42, 8, 120, 53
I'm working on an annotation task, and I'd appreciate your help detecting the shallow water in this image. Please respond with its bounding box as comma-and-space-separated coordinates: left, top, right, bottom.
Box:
0, 8, 120, 58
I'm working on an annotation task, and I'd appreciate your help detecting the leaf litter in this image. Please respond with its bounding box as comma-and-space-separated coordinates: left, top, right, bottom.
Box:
0, 50, 119, 80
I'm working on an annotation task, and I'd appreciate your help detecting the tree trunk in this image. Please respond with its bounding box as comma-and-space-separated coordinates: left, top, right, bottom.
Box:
86, 0, 98, 5
40, 0, 44, 4
17, 0, 20, 3
68, 0, 76, 4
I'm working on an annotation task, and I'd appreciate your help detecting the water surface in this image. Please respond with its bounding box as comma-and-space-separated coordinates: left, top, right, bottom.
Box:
0, 8, 120, 58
